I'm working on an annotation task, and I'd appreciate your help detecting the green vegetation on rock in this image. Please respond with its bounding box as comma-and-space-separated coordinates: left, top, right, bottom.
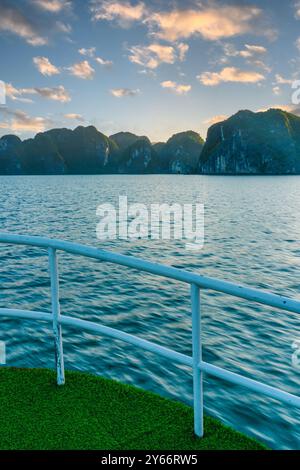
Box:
0, 127, 205, 175
157, 131, 205, 174
199, 109, 300, 174
2, 108, 300, 175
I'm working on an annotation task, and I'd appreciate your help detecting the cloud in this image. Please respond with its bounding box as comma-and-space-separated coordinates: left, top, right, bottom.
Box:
257, 105, 299, 115
197, 67, 265, 86
128, 42, 188, 69
274, 74, 294, 85
272, 86, 281, 96
95, 57, 113, 67
78, 47, 113, 67
0, 1, 47, 46
32, 0, 71, 13
251, 60, 271, 73
137, 68, 156, 77
110, 88, 140, 98
295, 1, 300, 19
224, 43, 267, 58
90, 2, 270, 43
203, 114, 228, 126
160, 80, 191, 95
5, 83, 35, 103
148, 5, 262, 42
177, 43, 189, 61
272, 74, 294, 95
221, 43, 270, 71
64, 113, 84, 122
223, 43, 244, 58
79, 47, 96, 57
55, 20, 72, 33
5, 83, 70, 103
0, 108, 51, 133
34, 85, 70, 102
129, 43, 175, 69
67, 60, 95, 79
90, 0, 146, 26
296, 37, 300, 50
33, 56, 60, 76
244, 44, 267, 55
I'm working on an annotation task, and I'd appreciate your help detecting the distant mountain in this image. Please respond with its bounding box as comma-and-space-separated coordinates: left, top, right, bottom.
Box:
199, 109, 300, 174
0, 126, 205, 175
109, 132, 147, 151
21, 126, 119, 174
118, 137, 158, 174
0, 126, 121, 175
110, 132, 158, 173
157, 131, 205, 174
0, 135, 22, 174
2, 109, 300, 175
45, 126, 116, 174
21, 131, 66, 175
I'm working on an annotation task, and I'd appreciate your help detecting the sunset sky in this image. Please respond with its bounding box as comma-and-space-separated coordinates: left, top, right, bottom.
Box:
0, 0, 299, 142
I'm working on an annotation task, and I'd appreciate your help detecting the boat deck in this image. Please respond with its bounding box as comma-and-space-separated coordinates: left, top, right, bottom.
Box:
0, 368, 266, 450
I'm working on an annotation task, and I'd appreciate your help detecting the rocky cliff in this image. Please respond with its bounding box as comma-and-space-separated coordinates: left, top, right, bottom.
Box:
118, 137, 158, 174
199, 109, 300, 174
2, 109, 300, 175
0, 126, 205, 175
0, 135, 22, 174
109, 132, 147, 151
109, 132, 158, 173
157, 131, 205, 174
24, 126, 118, 174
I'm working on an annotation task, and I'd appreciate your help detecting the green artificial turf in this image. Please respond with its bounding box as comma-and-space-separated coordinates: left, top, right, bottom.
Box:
0, 367, 267, 450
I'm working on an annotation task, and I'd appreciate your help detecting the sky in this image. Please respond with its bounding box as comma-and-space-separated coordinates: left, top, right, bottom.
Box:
0, 0, 299, 142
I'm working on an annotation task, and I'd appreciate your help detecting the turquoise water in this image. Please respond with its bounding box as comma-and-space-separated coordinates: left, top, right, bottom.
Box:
0, 174, 300, 449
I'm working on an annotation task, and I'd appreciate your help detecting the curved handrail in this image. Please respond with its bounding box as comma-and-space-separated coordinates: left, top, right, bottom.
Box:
0, 308, 192, 367
1, 232, 300, 440
0, 232, 300, 314
1, 307, 299, 409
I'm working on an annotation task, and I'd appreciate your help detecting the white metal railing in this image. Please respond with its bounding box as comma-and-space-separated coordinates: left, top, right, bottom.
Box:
1, 233, 300, 438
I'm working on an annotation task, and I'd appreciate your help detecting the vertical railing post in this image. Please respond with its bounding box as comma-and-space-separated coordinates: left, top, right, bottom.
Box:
191, 283, 203, 437
48, 247, 65, 385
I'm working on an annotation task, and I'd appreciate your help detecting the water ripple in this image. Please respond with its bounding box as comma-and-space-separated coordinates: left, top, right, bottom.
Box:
0, 175, 300, 449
